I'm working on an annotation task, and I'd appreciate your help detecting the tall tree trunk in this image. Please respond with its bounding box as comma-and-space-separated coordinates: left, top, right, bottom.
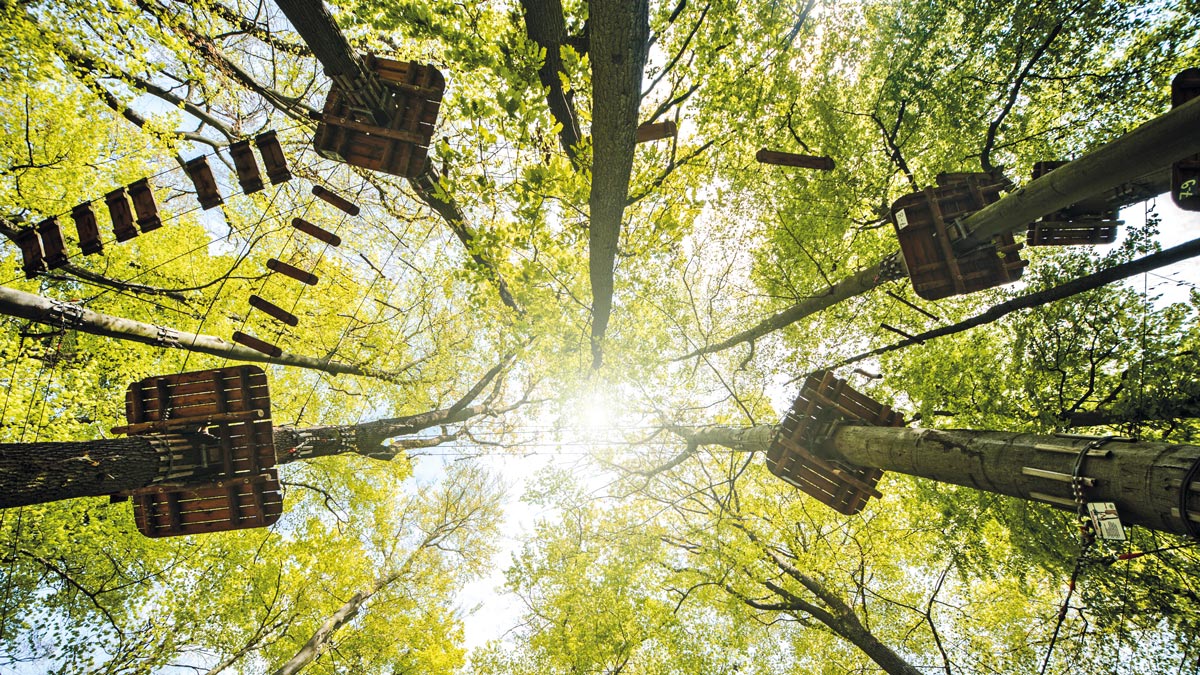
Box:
0, 402, 495, 508
682, 424, 1200, 537
588, 0, 649, 368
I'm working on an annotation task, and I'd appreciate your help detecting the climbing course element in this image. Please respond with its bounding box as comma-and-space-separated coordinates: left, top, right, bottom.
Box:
636, 121, 677, 143
266, 258, 319, 285
312, 55, 445, 178
891, 172, 1026, 301
255, 131, 292, 184
755, 148, 836, 171
291, 217, 341, 247
37, 218, 67, 270
1172, 68, 1200, 211
229, 140, 264, 195
1025, 161, 1121, 246
232, 331, 283, 357
248, 294, 300, 326
71, 202, 102, 255
14, 228, 44, 279
767, 371, 903, 515
113, 366, 283, 538
311, 185, 360, 216
184, 156, 224, 210
105, 188, 140, 242
128, 179, 161, 233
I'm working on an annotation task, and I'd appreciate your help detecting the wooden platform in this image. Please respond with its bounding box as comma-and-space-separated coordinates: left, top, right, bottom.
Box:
767, 371, 904, 515
119, 366, 282, 537
313, 55, 444, 178
891, 173, 1026, 301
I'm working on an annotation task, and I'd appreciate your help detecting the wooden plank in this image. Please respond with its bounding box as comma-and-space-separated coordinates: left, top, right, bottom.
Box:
267, 258, 319, 285
13, 228, 44, 279
255, 131, 292, 184
233, 331, 283, 357
755, 148, 836, 171
229, 140, 264, 194
71, 202, 103, 255
104, 188, 139, 242
291, 217, 341, 247
311, 185, 360, 216
183, 156, 224, 210
127, 179, 162, 233
36, 218, 68, 269
636, 121, 677, 143
249, 294, 300, 326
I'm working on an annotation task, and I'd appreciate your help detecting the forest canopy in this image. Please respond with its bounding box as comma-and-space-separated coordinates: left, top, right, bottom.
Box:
0, 0, 1198, 673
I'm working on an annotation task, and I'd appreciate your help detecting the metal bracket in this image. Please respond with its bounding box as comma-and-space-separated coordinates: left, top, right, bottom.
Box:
47, 299, 84, 329
154, 324, 181, 348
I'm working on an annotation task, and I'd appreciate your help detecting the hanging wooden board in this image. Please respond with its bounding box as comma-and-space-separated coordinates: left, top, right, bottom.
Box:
255, 131, 292, 184
756, 148, 836, 171
184, 156, 224, 210
71, 202, 103, 255
636, 121, 677, 144
119, 365, 282, 538
767, 371, 903, 515
267, 258, 319, 285
313, 55, 445, 178
37, 217, 67, 269
128, 179, 162, 233
229, 140, 264, 194
105, 188, 139, 242
311, 185, 360, 216
14, 228, 44, 279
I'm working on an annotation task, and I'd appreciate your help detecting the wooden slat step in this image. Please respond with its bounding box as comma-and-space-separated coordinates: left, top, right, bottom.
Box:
267, 258, 318, 285
249, 294, 300, 326
291, 217, 341, 246
71, 203, 103, 255
128, 179, 162, 233
311, 185, 360, 216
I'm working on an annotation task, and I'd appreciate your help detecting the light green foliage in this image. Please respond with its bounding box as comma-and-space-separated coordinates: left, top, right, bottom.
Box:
1, 0, 1199, 672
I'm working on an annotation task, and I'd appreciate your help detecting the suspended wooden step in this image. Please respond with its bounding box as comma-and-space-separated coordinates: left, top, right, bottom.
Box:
292, 217, 341, 247
636, 121, 677, 143
232, 331, 283, 358
71, 202, 102, 255
767, 371, 903, 515
248, 294, 299, 326
37, 217, 67, 270
1172, 68, 1200, 211
312, 185, 360, 216
255, 131, 292, 184
229, 140, 264, 194
312, 54, 445, 178
266, 258, 319, 285
184, 156, 224, 210
756, 148, 836, 171
1025, 161, 1121, 246
14, 227, 43, 279
115, 366, 282, 537
891, 173, 1026, 301
104, 188, 139, 242
127, 179, 162, 233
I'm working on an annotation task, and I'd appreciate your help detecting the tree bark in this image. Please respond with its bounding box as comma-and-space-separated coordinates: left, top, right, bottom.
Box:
0, 285, 403, 382
0, 436, 166, 506
587, 0, 649, 368
823, 236, 1200, 372
0, 404, 496, 508
682, 424, 1200, 537
677, 255, 904, 360
521, 0, 583, 161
